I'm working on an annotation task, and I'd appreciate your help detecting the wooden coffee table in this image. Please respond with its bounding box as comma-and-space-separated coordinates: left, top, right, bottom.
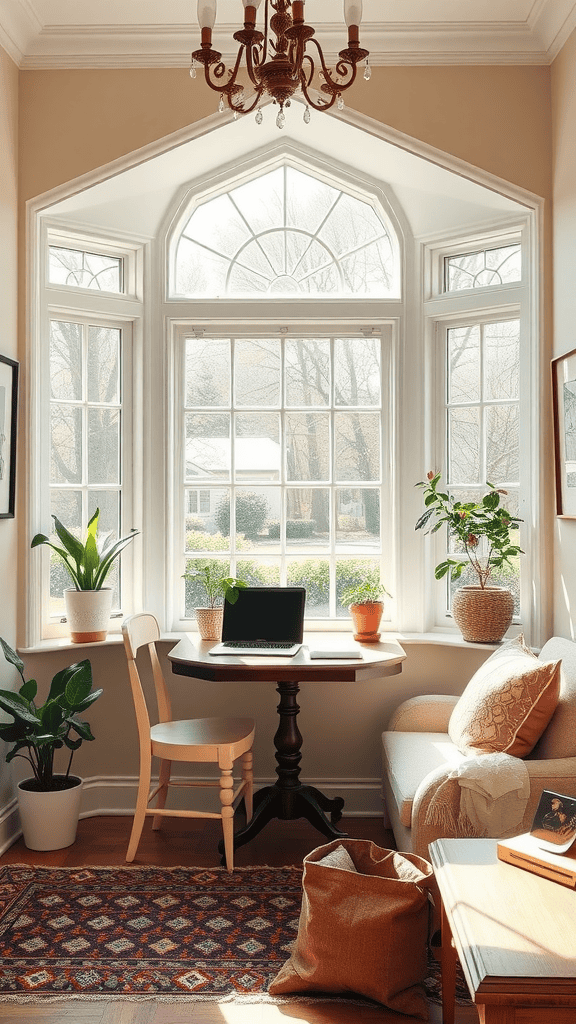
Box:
429, 837, 576, 1024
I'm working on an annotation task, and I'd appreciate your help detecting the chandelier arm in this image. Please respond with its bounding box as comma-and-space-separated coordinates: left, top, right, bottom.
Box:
299, 76, 337, 112
204, 47, 245, 94
300, 53, 315, 90
244, 40, 264, 87
303, 36, 356, 95
333, 58, 358, 91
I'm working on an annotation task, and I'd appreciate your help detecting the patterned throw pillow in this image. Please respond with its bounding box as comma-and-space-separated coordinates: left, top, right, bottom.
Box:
448, 635, 561, 757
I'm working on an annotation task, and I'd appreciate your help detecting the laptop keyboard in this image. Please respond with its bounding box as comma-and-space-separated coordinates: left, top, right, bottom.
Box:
223, 641, 296, 650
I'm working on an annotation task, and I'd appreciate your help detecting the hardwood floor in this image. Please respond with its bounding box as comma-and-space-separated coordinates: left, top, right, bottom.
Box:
0, 815, 479, 1024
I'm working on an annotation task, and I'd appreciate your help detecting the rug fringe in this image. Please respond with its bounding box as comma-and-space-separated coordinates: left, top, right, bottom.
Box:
2, 862, 303, 873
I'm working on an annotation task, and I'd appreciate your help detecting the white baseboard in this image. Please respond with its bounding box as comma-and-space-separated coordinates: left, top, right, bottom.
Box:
0, 775, 386, 854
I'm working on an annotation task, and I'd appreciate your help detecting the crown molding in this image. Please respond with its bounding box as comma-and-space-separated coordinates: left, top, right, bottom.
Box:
529, 0, 576, 60
2, 2, 575, 69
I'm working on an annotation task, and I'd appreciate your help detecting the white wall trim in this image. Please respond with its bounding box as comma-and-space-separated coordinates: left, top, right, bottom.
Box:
0, 775, 386, 854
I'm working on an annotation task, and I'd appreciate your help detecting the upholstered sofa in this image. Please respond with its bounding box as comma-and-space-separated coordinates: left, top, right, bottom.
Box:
382, 636, 576, 860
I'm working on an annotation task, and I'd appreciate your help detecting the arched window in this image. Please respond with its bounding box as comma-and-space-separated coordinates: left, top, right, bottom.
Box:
172, 164, 399, 298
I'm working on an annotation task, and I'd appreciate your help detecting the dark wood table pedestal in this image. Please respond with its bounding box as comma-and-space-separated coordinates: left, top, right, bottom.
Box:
218, 678, 347, 858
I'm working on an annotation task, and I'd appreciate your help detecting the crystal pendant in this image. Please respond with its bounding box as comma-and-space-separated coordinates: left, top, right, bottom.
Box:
303, 105, 311, 124
337, 94, 344, 110
364, 59, 371, 81
276, 109, 285, 129
189, 64, 196, 79
218, 96, 225, 113
255, 108, 263, 125
233, 111, 238, 120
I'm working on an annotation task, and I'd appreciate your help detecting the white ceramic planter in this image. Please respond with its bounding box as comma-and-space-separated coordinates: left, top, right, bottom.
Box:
64, 588, 113, 643
17, 775, 83, 851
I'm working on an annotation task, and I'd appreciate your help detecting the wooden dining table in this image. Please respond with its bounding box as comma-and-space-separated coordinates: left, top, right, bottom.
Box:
167, 633, 406, 856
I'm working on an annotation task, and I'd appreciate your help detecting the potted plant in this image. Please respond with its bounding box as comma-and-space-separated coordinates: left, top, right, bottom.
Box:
182, 563, 247, 640
0, 637, 103, 850
415, 471, 523, 642
340, 576, 391, 643
31, 508, 139, 643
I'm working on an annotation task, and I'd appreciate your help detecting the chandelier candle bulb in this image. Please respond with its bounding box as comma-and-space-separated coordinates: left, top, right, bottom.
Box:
344, 0, 363, 27
197, 0, 217, 29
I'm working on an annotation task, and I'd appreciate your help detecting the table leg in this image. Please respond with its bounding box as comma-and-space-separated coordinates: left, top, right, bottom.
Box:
218, 678, 348, 859
440, 900, 457, 1024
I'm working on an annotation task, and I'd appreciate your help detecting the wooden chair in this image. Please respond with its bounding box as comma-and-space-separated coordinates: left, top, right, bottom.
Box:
122, 612, 255, 872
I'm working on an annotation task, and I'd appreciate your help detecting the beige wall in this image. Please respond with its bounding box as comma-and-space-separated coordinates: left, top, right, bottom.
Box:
0, 48, 18, 647
0, 44, 19, 811
4, 58, 559, 834
19, 65, 552, 202
552, 30, 576, 639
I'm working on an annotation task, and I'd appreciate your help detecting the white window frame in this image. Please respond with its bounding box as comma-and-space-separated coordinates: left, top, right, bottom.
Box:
166, 320, 396, 633
29, 222, 144, 643
422, 217, 537, 638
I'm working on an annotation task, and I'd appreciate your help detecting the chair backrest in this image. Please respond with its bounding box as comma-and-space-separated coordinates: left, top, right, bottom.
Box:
122, 613, 172, 738
531, 636, 576, 760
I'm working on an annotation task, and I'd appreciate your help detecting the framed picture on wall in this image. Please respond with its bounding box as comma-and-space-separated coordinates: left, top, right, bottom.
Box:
552, 347, 576, 518
0, 354, 19, 519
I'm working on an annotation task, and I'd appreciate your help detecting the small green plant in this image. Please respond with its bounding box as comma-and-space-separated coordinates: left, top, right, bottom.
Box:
415, 471, 523, 588
31, 508, 139, 591
182, 563, 247, 609
0, 638, 103, 791
340, 576, 391, 607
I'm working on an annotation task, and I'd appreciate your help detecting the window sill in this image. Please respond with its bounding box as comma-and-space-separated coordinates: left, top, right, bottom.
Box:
18, 629, 507, 656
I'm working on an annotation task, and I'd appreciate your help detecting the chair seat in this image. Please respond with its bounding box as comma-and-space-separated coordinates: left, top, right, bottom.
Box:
151, 716, 255, 759
382, 730, 465, 827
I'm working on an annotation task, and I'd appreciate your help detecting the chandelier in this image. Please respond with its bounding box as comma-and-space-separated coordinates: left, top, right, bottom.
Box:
191, 1, 370, 128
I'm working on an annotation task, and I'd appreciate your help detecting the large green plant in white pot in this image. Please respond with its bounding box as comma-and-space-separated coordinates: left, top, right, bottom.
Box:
31, 509, 139, 643
0, 638, 103, 850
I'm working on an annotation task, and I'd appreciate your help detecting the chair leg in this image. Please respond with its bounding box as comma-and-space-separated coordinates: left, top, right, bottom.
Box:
242, 749, 254, 821
126, 751, 152, 863
220, 767, 235, 873
153, 758, 172, 830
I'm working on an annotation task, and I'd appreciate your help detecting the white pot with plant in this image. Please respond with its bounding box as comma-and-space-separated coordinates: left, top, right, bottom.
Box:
415, 471, 524, 643
0, 637, 103, 850
31, 508, 139, 643
340, 576, 391, 643
182, 564, 246, 641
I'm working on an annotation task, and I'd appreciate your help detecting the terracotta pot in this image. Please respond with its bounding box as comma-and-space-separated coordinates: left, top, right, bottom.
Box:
452, 585, 514, 643
195, 606, 224, 641
349, 601, 384, 643
64, 588, 113, 643
17, 775, 83, 851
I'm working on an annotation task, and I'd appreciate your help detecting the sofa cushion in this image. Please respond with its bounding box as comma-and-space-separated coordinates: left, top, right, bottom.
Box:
530, 637, 576, 760
448, 635, 561, 758
382, 731, 466, 826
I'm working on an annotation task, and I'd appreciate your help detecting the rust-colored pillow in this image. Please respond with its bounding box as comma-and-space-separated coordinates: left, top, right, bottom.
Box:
269, 839, 433, 1017
448, 635, 561, 757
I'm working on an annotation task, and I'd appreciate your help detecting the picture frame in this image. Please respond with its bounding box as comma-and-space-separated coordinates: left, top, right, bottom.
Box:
0, 354, 19, 519
552, 347, 576, 517
530, 789, 576, 854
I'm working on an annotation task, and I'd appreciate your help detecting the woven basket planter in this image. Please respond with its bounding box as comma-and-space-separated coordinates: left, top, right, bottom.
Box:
452, 585, 514, 644
195, 607, 224, 641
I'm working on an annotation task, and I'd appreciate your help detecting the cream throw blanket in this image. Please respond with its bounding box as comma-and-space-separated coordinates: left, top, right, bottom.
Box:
425, 752, 530, 838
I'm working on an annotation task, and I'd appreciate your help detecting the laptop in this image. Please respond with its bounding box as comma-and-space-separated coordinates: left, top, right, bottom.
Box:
208, 586, 306, 656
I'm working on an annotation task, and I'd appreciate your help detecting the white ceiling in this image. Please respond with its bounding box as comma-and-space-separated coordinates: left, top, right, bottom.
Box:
1, 0, 576, 68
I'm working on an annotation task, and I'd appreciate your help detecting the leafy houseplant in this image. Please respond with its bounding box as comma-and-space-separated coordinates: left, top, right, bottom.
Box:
0, 637, 103, 850
31, 508, 139, 642
182, 564, 247, 640
415, 471, 523, 642
340, 574, 391, 644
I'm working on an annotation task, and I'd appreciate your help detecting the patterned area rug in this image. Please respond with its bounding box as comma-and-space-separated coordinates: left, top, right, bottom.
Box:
0, 863, 471, 1005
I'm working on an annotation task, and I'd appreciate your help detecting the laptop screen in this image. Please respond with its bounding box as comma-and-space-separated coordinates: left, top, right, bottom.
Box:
222, 587, 306, 644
